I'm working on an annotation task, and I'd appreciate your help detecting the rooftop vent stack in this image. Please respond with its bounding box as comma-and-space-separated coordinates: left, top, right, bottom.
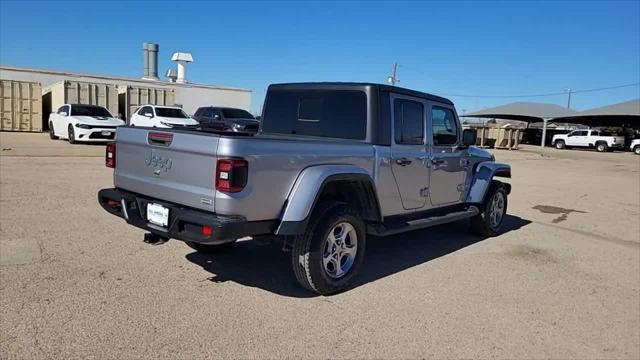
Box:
146, 43, 160, 80
165, 68, 177, 83
171, 52, 193, 84
142, 43, 149, 78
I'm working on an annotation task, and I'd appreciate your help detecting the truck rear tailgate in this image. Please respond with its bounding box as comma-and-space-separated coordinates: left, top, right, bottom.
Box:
114, 127, 219, 212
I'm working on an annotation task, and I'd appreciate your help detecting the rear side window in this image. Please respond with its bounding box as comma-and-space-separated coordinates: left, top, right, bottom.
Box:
431, 106, 459, 146
394, 99, 424, 145
591, 131, 599, 136
262, 90, 367, 140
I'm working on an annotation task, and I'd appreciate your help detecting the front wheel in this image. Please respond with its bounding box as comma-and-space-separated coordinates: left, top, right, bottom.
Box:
470, 182, 508, 237
68, 125, 77, 144
634, 146, 640, 155
555, 140, 565, 149
596, 143, 607, 152
49, 122, 58, 139
291, 201, 366, 295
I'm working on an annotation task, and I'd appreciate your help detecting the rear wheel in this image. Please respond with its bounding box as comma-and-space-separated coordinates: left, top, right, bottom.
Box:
185, 241, 236, 253
291, 201, 366, 295
470, 182, 508, 237
49, 122, 58, 139
68, 125, 77, 144
596, 142, 607, 152
555, 140, 565, 149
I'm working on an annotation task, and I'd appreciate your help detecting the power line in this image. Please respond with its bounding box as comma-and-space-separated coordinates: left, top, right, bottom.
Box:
435, 82, 640, 98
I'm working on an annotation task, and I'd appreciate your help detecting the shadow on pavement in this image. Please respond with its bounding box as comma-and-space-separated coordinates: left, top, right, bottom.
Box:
185, 214, 531, 298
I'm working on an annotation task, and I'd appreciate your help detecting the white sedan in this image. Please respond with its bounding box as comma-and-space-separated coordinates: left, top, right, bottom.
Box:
129, 105, 199, 128
49, 104, 125, 144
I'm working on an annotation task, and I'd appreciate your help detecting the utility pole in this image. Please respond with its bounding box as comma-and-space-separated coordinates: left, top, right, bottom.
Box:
564, 88, 572, 130
387, 63, 399, 86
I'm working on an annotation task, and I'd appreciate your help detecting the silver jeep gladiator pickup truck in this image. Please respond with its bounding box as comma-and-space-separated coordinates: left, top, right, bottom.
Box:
98, 82, 511, 295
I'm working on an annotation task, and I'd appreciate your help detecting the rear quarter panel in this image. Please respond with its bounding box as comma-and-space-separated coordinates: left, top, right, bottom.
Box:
214, 136, 375, 221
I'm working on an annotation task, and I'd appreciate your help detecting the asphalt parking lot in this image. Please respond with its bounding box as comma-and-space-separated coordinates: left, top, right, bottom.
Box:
1, 132, 639, 359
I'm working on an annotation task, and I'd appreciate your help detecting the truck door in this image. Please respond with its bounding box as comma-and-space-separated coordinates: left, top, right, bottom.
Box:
428, 104, 468, 207
390, 95, 428, 210
568, 130, 587, 146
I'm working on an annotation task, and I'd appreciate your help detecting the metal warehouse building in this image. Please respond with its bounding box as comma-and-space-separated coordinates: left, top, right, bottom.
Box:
0, 65, 251, 117
0, 43, 251, 131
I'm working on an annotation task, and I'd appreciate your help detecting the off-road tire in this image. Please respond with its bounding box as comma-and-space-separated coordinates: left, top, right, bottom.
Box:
185, 241, 236, 253
291, 201, 366, 295
555, 140, 565, 149
68, 125, 77, 144
596, 142, 607, 152
470, 182, 508, 237
49, 122, 58, 139
634, 146, 640, 155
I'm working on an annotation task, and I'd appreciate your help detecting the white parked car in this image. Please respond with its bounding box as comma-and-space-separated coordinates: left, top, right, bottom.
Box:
631, 139, 640, 155
552, 129, 625, 152
49, 104, 125, 144
128, 105, 199, 129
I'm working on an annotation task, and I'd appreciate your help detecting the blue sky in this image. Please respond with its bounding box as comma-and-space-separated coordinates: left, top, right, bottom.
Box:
1, 0, 639, 114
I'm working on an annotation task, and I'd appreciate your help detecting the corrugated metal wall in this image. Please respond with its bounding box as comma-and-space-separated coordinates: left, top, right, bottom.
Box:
56, 81, 118, 116
121, 86, 175, 120
0, 80, 42, 132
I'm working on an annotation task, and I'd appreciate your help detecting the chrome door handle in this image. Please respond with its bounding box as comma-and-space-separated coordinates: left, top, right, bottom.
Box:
394, 157, 412, 166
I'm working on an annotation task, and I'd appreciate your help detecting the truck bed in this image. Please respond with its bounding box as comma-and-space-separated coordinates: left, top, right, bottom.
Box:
114, 126, 375, 221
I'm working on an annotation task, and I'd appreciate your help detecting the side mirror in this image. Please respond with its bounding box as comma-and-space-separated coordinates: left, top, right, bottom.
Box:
144, 113, 153, 118
213, 114, 221, 120
462, 129, 477, 147
60, 111, 68, 116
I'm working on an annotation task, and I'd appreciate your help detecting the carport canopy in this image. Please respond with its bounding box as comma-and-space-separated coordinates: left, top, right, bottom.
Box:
461, 101, 578, 122
461, 102, 579, 147
550, 99, 640, 127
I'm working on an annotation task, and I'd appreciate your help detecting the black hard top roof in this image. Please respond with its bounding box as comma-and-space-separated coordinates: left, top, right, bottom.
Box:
269, 82, 454, 105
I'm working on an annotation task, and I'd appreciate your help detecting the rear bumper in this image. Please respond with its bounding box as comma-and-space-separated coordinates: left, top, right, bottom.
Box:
98, 188, 275, 244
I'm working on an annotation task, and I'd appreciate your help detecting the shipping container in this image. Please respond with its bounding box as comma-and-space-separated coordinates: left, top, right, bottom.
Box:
0, 80, 42, 132
43, 81, 118, 124
118, 85, 175, 122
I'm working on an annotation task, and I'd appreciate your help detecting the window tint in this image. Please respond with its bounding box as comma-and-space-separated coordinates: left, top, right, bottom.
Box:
262, 90, 367, 140
574, 130, 588, 136
71, 105, 112, 117
431, 106, 458, 146
221, 108, 254, 119
591, 131, 599, 136
155, 107, 188, 118
394, 99, 424, 145
203, 108, 214, 117
57, 106, 69, 115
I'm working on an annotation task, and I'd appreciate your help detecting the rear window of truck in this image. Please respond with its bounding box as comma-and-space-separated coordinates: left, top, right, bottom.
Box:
261, 90, 367, 140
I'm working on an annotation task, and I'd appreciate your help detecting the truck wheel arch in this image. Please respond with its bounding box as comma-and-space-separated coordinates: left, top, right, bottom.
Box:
276, 165, 382, 236
466, 162, 512, 204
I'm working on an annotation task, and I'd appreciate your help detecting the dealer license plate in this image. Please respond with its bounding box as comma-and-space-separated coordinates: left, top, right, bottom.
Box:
101, 131, 112, 136
147, 203, 169, 227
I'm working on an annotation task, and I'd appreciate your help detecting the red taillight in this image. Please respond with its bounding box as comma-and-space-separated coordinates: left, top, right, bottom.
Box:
202, 225, 213, 236
105, 143, 116, 168
215, 159, 248, 193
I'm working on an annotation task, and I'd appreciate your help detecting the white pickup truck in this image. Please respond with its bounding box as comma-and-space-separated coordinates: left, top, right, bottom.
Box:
552, 129, 625, 152
631, 139, 640, 155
